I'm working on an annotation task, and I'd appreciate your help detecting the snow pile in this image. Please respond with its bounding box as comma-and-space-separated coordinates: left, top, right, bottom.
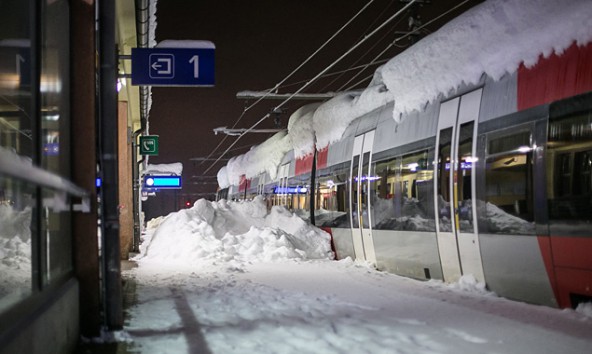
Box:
576, 302, 592, 318
378, 0, 592, 121
448, 274, 495, 296
137, 197, 333, 267
223, 131, 291, 187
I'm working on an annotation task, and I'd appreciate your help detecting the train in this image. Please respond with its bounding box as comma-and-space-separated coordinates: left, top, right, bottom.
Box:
216, 0, 592, 309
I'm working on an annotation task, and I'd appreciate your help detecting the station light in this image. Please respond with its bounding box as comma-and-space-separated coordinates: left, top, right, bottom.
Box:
143, 175, 182, 189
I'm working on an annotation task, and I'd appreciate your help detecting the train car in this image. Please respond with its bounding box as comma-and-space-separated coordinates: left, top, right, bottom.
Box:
216, 0, 592, 309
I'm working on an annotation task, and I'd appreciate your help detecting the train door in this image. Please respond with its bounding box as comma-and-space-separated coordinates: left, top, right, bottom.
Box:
434, 89, 485, 282
349, 131, 377, 264
276, 163, 289, 207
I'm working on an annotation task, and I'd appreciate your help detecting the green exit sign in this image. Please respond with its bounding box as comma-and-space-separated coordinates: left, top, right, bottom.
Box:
139, 135, 159, 155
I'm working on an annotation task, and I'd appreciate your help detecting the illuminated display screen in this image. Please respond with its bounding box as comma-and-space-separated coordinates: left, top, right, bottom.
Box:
273, 186, 308, 194
144, 175, 182, 188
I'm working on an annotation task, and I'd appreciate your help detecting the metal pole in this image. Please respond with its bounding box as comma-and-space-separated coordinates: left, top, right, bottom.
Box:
98, 0, 123, 329
309, 149, 316, 226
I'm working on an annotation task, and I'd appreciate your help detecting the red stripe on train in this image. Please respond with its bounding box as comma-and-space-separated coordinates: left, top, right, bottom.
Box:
538, 236, 592, 308
518, 41, 592, 110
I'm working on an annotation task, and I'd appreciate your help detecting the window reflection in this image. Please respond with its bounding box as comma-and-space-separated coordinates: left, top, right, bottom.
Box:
41, 0, 69, 177
483, 130, 535, 235
456, 122, 475, 233
317, 164, 350, 228
437, 128, 452, 232
371, 149, 435, 231
0, 177, 34, 313
547, 109, 592, 236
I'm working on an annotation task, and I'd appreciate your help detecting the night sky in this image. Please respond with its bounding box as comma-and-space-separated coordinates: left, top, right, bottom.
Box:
143, 0, 483, 219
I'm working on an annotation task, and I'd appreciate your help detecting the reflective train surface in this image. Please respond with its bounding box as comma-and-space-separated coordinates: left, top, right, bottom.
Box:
218, 41, 592, 310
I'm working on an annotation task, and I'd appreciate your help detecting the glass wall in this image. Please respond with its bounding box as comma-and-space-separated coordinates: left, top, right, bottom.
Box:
547, 108, 592, 236
40, 0, 72, 286
0, 177, 34, 313
370, 149, 435, 231
0, 0, 34, 315
0, 0, 72, 315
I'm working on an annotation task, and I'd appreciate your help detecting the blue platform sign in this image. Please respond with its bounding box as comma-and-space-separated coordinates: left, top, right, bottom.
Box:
143, 175, 182, 189
131, 47, 215, 86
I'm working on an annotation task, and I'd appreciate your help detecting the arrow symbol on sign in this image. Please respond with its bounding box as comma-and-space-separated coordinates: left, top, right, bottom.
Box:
152, 58, 172, 75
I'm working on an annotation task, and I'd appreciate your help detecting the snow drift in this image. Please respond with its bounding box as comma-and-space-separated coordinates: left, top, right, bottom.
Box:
137, 196, 333, 267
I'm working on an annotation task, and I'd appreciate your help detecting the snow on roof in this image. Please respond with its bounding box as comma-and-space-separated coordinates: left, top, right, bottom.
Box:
287, 103, 322, 159
143, 162, 183, 176
313, 83, 391, 150
218, 0, 592, 188
378, 0, 592, 121
217, 166, 230, 189
224, 131, 292, 186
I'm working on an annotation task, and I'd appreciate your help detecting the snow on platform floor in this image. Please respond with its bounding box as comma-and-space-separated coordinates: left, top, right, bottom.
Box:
119, 198, 592, 354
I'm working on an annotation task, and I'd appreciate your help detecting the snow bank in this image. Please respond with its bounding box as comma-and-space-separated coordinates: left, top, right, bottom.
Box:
378, 0, 592, 121
576, 302, 592, 318
137, 197, 333, 268
448, 274, 495, 296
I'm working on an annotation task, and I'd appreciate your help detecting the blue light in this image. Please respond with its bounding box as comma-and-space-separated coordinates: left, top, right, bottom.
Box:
274, 186, 308, 194
144, 175, 182, 189
96, 177, 102, 187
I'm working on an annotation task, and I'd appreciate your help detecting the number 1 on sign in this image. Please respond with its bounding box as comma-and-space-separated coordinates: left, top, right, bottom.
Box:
189, 55, 199, 78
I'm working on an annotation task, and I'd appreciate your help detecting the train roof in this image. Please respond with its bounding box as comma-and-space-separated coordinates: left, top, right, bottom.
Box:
218, 0, 592, 189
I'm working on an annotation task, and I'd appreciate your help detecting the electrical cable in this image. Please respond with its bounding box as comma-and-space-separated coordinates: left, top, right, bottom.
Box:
199, 0, 376, 170
203, 0, 419, 175
340, 0, 472, 92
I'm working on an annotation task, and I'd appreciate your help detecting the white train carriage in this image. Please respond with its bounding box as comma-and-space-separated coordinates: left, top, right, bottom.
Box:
217, 0, 592, 309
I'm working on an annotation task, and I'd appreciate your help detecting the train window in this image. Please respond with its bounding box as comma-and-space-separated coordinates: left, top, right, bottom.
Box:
437, 128, 453, 232
483, 130, 535, 235
316, 165, 350, 228
456, 122, 475, 233
547, 108, 592, 236
351, 155, 360, 228
371, 150, 435, 231
287, 174, 309, 215
0, 177, 35, 314
360, 151, 371, 229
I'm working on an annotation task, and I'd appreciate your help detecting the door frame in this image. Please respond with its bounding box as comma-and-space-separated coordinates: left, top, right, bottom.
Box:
434, 89, 485, 282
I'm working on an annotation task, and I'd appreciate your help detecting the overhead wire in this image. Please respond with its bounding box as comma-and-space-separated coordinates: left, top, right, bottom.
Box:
203, 0, 419, 175
266, 0, 452, 95
199, 0, 377, 168
340, 0, 473, 92
271, 58, 391, 92
318, 0, 400, 92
